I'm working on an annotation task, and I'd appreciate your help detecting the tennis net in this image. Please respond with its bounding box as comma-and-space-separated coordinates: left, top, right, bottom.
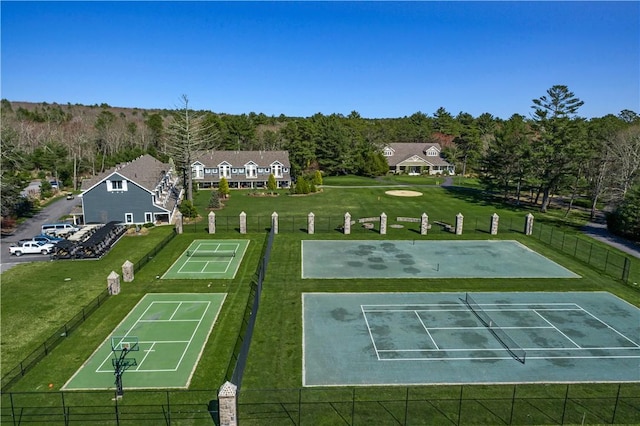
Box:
464, 293, 526, 364
187, 249, 236, 258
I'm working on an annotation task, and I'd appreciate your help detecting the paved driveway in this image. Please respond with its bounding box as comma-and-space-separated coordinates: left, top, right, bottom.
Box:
0, 196, 81, 272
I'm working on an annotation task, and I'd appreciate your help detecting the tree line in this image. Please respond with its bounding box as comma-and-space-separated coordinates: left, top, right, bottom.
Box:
1, 85, 639, 239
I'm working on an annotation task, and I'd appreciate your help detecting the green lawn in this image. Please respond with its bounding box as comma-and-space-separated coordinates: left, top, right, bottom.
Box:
1, 181, 638, 424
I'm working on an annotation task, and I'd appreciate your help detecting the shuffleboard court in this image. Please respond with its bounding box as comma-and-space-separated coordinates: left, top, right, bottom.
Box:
302, 240, 579, 279
303, 292, 640, 386
62, 293, 225, 390
162, 239, 249, 279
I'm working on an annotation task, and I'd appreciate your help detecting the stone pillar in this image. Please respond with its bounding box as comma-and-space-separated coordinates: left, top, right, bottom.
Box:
308, 212, 315, 235
122, 260, 134, 282
218, 381, 237, 426
490, 213, 500, 235
175, 211, 183, 234
208, 211, 216, 234
271, 212, 279, 234
525, 213, 534, 235
420, 213, 429, 235
239, 212, 247, 234
107, 271, 120, 295
380, 212, 387, 235
344, 212, 351, 235
455, 213, 464, 235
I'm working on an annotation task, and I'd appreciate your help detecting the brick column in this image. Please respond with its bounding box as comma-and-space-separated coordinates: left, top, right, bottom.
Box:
455, 213, 464, 235
122, 260, 134, 282
420, 213, 429, 235
239, 212, 247, 234
218, 381, 237, 426
490, 213, 499, 235
308, 212, 315, 235
208, 211, 216, 234
344, 212, 351, 235
107, 271, 120, 295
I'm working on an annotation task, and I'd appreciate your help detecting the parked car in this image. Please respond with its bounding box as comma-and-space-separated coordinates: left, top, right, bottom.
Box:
9, 241, 55, 256
41, 223, 79, 236
30, 234, 64, 245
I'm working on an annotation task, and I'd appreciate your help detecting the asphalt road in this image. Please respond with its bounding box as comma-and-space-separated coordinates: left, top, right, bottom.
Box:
0, 196, 81, 272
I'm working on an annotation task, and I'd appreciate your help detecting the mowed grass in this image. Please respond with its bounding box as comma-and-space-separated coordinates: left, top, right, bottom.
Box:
1, 177, 639, 423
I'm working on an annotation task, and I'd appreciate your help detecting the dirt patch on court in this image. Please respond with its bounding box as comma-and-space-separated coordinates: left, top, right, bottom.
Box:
385, 190, 423, 197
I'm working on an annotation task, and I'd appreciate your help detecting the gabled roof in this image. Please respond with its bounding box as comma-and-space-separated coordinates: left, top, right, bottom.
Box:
384, 143, 452, 167
81, 154, 170, 192
192, 150, 290, 168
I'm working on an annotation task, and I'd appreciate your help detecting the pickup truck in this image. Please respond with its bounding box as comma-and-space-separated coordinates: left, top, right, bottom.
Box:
9, 241, 55, 256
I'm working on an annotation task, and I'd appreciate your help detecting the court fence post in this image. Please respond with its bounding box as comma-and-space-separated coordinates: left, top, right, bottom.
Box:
308, 212, 315, 235
561, 384, 569, 424
611, 383, 622, 423
218, 381, 238, 426
271, 212, 278, 234
208, 211, 216, 234
509, 385, 516, 424
455, 213, 463, 235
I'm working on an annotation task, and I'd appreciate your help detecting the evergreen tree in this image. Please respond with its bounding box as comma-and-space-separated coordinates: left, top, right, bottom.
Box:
530, 85, 585, 212
267, 173, 277, 192
208, 190, 222, 209
218, 177, 230, 199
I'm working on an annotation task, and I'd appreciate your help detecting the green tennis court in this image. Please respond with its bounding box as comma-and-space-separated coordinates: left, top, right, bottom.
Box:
162, 239, 249, 279
303, 292, 640, 386
302, 240, 580, 279
62, 293, 225, 390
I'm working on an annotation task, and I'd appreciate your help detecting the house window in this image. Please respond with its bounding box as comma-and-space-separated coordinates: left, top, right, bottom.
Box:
246, 164, 257, 178
426, 149, 438, 156
383, 148, 393, 157
125, 213, 134, 224
145, 212, 153, 223
205, 168, 215, 174
272, 164, 283, 178
219, 164, 231, 179
107, 179, 128, 192
192, 164, 204, 179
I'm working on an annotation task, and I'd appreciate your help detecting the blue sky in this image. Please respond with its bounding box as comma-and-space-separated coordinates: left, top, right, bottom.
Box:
1, 2, 638, 119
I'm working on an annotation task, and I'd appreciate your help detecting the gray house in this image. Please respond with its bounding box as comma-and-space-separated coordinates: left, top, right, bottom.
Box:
79, 155, 181, 225
383, 143, 455, 175
190, 150, 291, 189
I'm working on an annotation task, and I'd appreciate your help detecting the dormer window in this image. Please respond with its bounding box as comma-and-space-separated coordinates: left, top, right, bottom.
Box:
426, 148, 438, 157
383, 148, 394, 157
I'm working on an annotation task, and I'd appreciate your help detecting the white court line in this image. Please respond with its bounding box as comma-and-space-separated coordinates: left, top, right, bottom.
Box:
361, 305, 381, 360
171, 302, 211, 372
415, 311, 439, 350
579, 306, 640, 347
134, 342, 157, 370
139, 319, 200, 323
533, 309, 582, 348
169, 302, 183, 320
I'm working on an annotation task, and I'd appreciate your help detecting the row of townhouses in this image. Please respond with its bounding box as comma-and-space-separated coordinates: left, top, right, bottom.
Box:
74, 144, 454, 225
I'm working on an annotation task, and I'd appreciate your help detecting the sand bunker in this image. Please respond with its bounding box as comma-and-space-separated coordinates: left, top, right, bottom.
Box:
385, 190, 423, 197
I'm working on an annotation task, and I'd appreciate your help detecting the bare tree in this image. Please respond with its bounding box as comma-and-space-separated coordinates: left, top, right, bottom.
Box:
165, 95, 219, 201
608, 125, 640, 202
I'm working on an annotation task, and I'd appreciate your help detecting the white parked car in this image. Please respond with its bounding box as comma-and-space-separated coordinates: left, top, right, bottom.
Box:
9, 241, 54, 256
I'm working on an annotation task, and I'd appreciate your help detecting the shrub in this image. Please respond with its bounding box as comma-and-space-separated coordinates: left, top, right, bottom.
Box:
179, 199, 198, 218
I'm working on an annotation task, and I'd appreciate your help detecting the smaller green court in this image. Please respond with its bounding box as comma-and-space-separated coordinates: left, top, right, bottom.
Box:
162, 239, 249, 279
62, 293, 225, 390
